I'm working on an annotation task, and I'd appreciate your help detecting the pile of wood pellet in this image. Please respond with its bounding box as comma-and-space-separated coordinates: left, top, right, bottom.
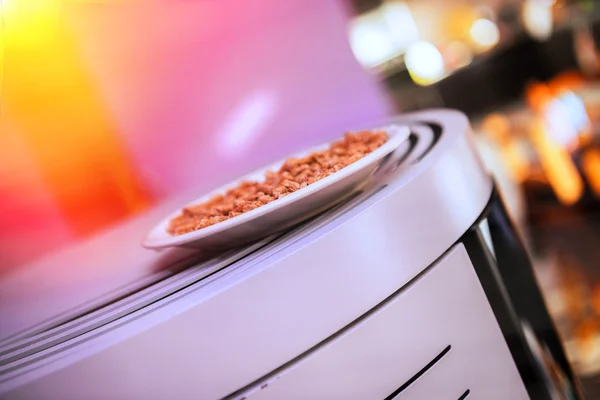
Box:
167, 130, 388, 236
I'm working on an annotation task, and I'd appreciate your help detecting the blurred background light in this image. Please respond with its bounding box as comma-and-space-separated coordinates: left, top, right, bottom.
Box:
349, 15, 396, 69
530, 118, 584, 205
405, 40, 445, 86
470, 18, 500, 51
380, 1, 420, 50
349, 1, 419, 69
442, 41, 473, 70
522, 0, 554, 41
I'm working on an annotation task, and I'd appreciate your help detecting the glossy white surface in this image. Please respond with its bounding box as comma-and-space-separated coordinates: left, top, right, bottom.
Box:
0, 109, 479, 345
0, 109, 496, 399
142, 125, 409, 249
231, 244, 528, 400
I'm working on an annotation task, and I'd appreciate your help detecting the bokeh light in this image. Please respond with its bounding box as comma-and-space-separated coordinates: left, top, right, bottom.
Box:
470, 18, 500, 51
523, 0, 554, 41
405, 41, 445, 86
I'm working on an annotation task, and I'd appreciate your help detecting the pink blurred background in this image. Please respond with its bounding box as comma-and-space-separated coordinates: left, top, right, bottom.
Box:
0, 0, 392, 273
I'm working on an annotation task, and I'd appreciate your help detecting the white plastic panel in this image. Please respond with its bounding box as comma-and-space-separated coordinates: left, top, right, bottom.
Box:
0, 110, 494, 400
232, 244, 529, 400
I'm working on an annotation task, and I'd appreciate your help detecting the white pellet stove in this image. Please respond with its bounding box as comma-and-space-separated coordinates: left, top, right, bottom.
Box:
0, 110, 581, 399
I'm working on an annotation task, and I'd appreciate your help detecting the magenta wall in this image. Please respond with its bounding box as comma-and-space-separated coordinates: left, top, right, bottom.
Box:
0, 0, 393, 272
65, 0, 394, 198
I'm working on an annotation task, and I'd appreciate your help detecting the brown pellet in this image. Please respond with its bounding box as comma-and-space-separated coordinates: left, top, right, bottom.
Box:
167, 129, 388, 236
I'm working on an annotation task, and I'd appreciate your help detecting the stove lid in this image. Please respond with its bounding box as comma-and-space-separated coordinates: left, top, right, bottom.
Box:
0, 108, 488, 352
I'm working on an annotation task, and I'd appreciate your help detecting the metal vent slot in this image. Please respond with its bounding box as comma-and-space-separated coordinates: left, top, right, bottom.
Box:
0, 246, 247, 347
380, 119, 442, 174
0, 277, 157, 349
0, 238, 277, 365
375, 133, 417, 177
411, 121, 442, 164
0, 240, 285, 378
394, 132, 419, 168
397, 120, 443, 168
0, 238, 273, 349
384, 345, 452, 400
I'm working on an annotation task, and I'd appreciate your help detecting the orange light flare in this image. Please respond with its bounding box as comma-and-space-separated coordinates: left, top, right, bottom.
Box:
526, 81, 553, 113
582, 149, 600, 198
529, 119, 584, 206
480, 113, 530, 183
0, 0, 153, 240
525, 81, 585, 205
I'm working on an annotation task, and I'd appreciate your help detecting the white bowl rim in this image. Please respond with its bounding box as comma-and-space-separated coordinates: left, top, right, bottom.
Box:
142, 125, 410, 249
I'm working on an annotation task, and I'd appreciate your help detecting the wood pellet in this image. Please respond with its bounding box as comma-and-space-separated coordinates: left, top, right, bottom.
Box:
167, 130, 388, 236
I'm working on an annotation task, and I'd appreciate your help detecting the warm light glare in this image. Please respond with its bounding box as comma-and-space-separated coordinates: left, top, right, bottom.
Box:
349, 20, 396, 68
349, 2, 419, 68
470, 18, 500, 50
481, 114, 529, 182
444, 41, 473, 69
1, 0, 152, 238
405, 41, 444, 86
582, 150, 600, 198
530, 120, 583, 205
381, 2, 419, 50
2, 0, 62, 48
2, 0, 57, 18
523, 0, 553, 41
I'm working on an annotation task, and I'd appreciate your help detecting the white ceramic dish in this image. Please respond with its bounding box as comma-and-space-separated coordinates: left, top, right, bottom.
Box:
142, 125, 410, 250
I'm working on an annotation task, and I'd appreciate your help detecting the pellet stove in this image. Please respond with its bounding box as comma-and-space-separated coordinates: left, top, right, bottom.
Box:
0, 110, 580, 399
